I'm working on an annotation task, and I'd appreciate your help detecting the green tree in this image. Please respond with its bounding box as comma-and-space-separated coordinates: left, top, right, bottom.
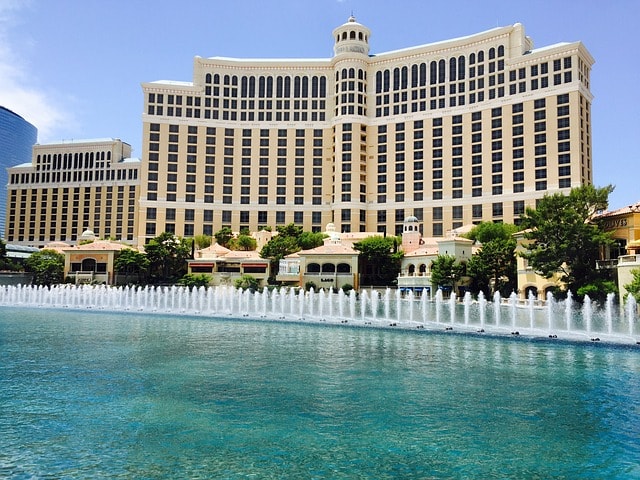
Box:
519, 184, 615, 302
230, 234, 257, 251
144, 232, 192, 283
465, 222, 518, 297
298, 231, 326, 250
624, 268, 640, 301
0, 239, 19, 271
214, 227, 234, 248
25, 249, 64, 286
276, 223, 303, 239
179, 273, 211, 289
194, 234, 212, 249
114, 248, 150, 285
234, 274, 259, 291
430, 254, 465, 294
353, 235, 403, 286
465, 222, 519, 244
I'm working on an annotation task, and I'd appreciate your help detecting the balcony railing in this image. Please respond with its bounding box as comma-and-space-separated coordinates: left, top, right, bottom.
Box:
596, 259, 618, 269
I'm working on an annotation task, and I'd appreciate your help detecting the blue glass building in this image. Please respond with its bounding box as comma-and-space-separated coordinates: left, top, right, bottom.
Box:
0, 107, 37, 238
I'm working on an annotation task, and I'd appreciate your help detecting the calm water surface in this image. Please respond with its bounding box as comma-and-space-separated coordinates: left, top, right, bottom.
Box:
1, 307, 639, 479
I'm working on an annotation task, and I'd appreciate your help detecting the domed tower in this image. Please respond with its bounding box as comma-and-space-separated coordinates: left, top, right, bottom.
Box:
331, 16, 371, 118
332, 15, 371, 57
331, 16, 371, 234
402, 216, 422, 254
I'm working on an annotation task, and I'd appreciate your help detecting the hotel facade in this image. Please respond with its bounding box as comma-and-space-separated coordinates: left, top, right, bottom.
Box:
5, 139, 140, 246
138, 17, 594, 245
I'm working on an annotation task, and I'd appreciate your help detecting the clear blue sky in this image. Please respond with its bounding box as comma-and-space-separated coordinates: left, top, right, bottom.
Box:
1, 0, 638, 209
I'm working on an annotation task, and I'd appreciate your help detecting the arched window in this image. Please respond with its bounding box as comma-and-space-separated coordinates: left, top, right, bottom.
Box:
266, 76, 273, 97
337, 263, 351, 273
358, 32, 363, 40
383, 69, 390, 92
469, 53, 476, 65
478, 50, 485, 62
393, 67, 400, 90
449, 58, 457, 81
81, 258, 96, 272
312, 76, 319, 97
213, 74, 220, 84
489, 47, 496, 60
294, 76, 301, 98
349, 68, 355, 79
223, 75, 230, 85
438, 59, 446, 83
205, 73, 212, 84
307, 263, 321, 273
376, 71, 383, 94
258, 77, 265, 97
419, 63, 427, 86
408, 264, 416, 275
342, 32, 347, 40
284, 76, 291, 97
430, 61, 437, 85
301, 76, 308, 97
249, 77, 256, 97
497, 45, 505, 57
319, 76, 326, 97
411, 64, 418, 87
276, 76, 283, 98
321, 263, 336, 273
358, 69, 364, 80
350, 30, 356, 39
401, 66, 408, 89
458, 56, 466, 80
419, 263, 427, 274
241, 76, 248, 97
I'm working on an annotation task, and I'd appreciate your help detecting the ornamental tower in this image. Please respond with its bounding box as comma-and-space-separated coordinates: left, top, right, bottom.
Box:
331, 16, 372, 233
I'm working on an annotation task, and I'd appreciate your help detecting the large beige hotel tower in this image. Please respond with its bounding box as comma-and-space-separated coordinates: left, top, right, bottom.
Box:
139, 17, 593, 244
6, 17, 594, 247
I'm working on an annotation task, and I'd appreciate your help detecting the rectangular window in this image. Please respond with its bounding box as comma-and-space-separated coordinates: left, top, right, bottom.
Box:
513, 200, 525, 215
492, 203, 503, 217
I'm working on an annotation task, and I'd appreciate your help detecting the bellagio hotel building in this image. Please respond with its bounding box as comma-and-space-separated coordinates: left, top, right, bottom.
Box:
139, 17, 593, 244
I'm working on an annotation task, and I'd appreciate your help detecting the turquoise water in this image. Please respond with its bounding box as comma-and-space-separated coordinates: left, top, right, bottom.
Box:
1, 308, 639, 479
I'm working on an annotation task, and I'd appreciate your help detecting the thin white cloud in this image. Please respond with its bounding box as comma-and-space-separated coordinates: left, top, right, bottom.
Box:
0, 0, 75, 141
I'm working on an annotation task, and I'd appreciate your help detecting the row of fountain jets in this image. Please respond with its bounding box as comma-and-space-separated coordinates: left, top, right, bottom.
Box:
0, 284, 637, 345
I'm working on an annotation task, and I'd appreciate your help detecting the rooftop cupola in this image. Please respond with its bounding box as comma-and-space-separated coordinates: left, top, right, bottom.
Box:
332, 15, 371, 57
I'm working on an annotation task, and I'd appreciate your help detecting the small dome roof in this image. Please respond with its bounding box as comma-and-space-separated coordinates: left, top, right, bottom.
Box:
404, 215, 419, 223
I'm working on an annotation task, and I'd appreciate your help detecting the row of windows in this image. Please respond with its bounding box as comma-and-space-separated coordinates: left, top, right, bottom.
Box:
35, 150, 114, 171
144, 210, 327, 237
10, 168, 138, 185
373, 58, 574, 116
199, 74, 328, 99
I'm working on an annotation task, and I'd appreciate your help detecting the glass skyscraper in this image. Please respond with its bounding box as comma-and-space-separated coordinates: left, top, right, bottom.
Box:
0, 106, 37, 237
